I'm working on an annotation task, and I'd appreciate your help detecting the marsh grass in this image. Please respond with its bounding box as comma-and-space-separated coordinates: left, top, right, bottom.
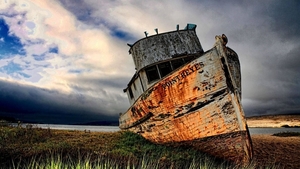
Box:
7, 153, 281, 169
0, 125, 280, 169
10, 154, 122, 169
7, 153, 232, 169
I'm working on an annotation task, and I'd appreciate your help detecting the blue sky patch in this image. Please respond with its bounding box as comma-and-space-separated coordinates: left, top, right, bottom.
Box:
110, 28, 134, 41
68, 69, 83, 74
32, 46, 58, 61
0, 61, 22, 74
27, 38, 45, 45
49, 46, 58, 54
0, 61, 31, 78
19, 72, 31, 78
0, 18, 26, 58
32, 54, 46, 61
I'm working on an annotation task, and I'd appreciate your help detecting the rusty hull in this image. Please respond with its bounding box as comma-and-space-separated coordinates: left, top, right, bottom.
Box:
119, 35, 253, 163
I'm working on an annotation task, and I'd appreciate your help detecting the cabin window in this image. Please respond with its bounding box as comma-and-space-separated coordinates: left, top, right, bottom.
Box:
133, 82, 136, 90
171, 59, 184, 70
145, 65, 160, 82
183, 56, 195, 63
145, 56, 198, 83
128, 87, 134, 99
158, 62, 172, 78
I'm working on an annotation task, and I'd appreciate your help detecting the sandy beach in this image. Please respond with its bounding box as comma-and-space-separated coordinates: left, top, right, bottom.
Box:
247, 115, 300, 168
251, 134, 300, 169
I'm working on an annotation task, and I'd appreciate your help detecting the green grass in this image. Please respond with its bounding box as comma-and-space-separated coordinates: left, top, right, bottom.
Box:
10, 154, 122, 169
0, 124, 280, 169
7, 154, 217, 169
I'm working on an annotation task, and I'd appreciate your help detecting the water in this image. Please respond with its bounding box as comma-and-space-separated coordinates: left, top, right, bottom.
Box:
36, 124, 120, 132
11, 123, 120, 132
11, 123, 300, 134
248, 127, 300, 135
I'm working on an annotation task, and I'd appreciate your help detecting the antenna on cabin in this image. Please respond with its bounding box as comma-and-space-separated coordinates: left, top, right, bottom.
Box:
144, 31, 148, 37
176, 24, 179, 31
154, 28, 158, 34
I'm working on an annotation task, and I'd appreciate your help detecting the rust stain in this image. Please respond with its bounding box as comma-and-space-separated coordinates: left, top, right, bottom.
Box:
120, 28, 252, 164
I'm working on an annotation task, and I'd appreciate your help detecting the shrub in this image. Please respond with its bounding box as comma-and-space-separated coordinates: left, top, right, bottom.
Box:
272, 132, 300, 137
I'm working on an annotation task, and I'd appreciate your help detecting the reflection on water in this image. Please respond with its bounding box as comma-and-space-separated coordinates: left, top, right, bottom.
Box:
249, 127, 300, 135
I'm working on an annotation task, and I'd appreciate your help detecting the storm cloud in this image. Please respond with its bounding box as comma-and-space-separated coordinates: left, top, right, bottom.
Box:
0, 0, 299, 124
0, 79, 121, 124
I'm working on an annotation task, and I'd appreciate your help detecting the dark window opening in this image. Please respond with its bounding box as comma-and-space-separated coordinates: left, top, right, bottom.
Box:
128, 87, 134, 99
133, 82, 136, 90
145, 65, 160, 82
183, 56, 195, 63
171, 59, 184, 70
158, 62, 172, 78
145, 56, 197, 83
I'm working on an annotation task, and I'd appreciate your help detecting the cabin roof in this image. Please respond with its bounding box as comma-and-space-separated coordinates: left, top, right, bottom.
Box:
127, 23, 197, 54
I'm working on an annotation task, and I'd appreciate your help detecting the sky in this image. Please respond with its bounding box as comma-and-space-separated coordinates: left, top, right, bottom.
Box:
0, 0, 299, 124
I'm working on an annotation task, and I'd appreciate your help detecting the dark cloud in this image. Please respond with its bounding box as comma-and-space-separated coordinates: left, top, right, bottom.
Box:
203, 1, 300, 116
0, 79, 119, 124
267, 0, 300, 41
58, 0, 136, 41
58, 0, 96, 24
1, 0, 299, 124
75, 76, 129, 90
58, 0, 300, 117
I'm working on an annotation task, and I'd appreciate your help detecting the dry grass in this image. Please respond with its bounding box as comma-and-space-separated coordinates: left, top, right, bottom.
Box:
0, 125, 227, 168
2, 124, 298, 168
251, 134, 300, 169
0, 125, 122, 166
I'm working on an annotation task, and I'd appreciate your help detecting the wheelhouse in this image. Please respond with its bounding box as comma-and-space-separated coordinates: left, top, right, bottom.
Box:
124, 24, 204, 105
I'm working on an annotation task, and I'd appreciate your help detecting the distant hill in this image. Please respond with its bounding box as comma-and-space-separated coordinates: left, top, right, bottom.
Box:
74, 121, 119, 126
0, 116, 18, 123
247, 114, 300, 120
246, 114, 300, 128
0, 115, 119, 126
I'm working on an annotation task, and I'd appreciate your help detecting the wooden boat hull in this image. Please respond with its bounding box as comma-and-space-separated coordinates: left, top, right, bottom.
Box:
120, 35, 253, 163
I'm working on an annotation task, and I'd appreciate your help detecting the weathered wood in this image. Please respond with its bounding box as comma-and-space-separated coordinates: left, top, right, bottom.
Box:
130, 30, 204, 71
120, 26, 253, 164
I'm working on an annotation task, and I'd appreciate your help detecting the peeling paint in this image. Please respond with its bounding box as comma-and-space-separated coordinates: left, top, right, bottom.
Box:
120, 27, 252, 164
130, 30, 204, 71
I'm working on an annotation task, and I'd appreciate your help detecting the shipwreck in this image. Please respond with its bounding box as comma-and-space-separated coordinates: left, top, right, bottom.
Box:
119, 24, 253, 163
